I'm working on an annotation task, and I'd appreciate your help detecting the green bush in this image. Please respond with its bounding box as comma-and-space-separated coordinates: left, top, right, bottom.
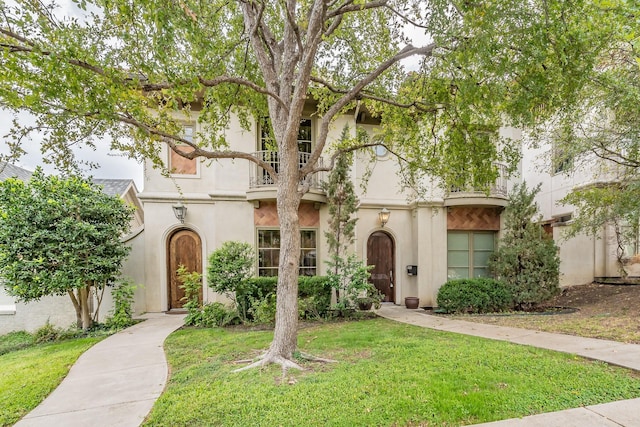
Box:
437, 278, 513, 314
240, 276, 332, 321
105, 279, 137, 330
33, 321, 62, 343
248, 294, 277, 325
207, 241, 254, 321
201, 302, 241, 327
178, 266, 204, 326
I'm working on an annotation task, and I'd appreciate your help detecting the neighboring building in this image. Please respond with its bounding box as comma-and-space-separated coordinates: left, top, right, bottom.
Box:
137, 110, 521, 311
0, 164, 145, 333
522, 141, 640, 286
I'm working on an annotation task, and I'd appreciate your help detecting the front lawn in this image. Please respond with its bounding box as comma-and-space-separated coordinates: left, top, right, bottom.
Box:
145, 318, 640, 426
0, 336, 102, 426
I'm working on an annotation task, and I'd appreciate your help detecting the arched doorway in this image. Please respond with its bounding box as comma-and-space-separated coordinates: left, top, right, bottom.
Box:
167, 229, 203, 310
367, 231, 395, 303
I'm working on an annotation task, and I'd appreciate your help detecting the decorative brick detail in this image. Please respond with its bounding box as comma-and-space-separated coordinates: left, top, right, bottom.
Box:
447, 207, 501, 230
254, 202, 319, 227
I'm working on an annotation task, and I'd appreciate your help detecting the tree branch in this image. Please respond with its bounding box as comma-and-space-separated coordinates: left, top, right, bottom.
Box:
327, 0, 388, 19
301, 43, 438, 176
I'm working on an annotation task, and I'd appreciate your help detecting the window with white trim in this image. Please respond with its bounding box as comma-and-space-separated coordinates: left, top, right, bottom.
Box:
169, 124, 197, 175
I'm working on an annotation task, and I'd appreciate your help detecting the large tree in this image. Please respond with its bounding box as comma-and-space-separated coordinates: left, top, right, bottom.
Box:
0, 0, 605, 368
0, 168, 133, 330
532, 2, 639, 265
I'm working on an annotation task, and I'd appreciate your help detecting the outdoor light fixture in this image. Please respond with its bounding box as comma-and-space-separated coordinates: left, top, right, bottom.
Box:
378, 207, 390, 228
172, 202, 187, 224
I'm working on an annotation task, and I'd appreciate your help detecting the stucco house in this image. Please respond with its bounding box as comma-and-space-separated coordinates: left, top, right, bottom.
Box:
523, 141, 640, 286
136, 108, 522, 313
0, 163, 145, 334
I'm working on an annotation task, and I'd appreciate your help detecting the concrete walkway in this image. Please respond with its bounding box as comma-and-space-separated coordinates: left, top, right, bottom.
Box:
376, 305, 640, 427
16, 313, 185, 427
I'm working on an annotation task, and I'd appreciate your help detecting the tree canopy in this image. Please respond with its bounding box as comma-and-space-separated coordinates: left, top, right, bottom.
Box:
0, 0, 619, 368
548, 2, 640, 268
0, 168, 133, 329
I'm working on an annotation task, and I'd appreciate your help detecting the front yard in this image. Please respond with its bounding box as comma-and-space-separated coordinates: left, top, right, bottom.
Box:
0, 336, 102, 426
144, 318, 640, 426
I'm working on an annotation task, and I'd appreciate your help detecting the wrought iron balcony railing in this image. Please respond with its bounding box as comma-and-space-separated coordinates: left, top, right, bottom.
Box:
249, 151, 324, 190
447, 163, 508, 197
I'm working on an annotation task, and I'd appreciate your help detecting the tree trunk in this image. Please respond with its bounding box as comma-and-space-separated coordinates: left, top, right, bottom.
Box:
79, 285, 93, 330
67, 289, 83, 328
268, 150, 303, 360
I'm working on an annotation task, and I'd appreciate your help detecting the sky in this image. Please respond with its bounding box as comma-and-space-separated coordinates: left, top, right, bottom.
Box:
1, 1, 426, 191
1, 0, 145, 188
0, 112, 145, 189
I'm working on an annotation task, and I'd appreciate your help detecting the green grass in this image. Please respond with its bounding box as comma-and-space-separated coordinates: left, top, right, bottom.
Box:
0, 337, 102, 426
145, 318, 640, 426
0, 331, 34, 355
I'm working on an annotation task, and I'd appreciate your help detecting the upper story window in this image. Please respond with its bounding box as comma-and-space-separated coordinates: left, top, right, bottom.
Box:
169, 124, 198, 176
552, 144, 573, 175
260, 118, 313, 153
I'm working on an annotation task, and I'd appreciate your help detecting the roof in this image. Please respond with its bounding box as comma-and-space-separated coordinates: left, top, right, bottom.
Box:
92, 179, 137, 197
0, 162, 32, 182
0, 164, 137, 199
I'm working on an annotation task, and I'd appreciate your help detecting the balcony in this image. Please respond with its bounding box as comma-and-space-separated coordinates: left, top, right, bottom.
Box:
247, 151, 326, 203
444, 163, 509, 207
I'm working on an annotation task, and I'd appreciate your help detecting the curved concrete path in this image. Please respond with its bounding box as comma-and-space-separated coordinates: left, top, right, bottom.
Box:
16, 313, 185, 427
376, 305, 640, 427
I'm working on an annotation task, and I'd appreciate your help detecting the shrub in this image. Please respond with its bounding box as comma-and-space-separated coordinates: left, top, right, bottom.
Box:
488, 183, 561, 309
248, 294, 277, 325
105, 279, 137, 330
240, 276, 332, 322
33, 321, 63, 343
178, 266, 204, 326
437, 278, 513, 314
207, 241, 254, 321
326, 255, 376, 311
201, 302, 241, 327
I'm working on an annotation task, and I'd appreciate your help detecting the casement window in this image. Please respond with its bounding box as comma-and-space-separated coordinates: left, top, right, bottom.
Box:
552, 142, 574, 175
169, 124, 198, 176
257, 229, 317, 277
447, 231, 496, 279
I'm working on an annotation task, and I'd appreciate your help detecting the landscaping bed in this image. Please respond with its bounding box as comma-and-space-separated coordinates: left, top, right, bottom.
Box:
445, 282, 640, 344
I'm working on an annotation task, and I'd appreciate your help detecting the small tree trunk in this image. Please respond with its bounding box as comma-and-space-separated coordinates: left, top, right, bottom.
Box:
79, 285, 93, 330
68, 289, 82, 328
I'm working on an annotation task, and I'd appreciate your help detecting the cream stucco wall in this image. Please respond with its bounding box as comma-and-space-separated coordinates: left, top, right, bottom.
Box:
523, 135, 634, 284
137, 110, 520, 311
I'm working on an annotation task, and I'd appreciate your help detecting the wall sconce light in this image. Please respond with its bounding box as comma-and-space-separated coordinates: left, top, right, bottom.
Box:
172, 202, 187, 224
378, 207, 390, 228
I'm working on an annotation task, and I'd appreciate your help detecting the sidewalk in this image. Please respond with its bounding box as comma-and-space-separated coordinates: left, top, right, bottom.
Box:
376, 305, 640, 427
16, 313, 185, 427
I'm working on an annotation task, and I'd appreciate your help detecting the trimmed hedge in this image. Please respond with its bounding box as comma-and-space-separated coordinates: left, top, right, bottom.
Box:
238, 276, 332, 319
436, 278, 513, 314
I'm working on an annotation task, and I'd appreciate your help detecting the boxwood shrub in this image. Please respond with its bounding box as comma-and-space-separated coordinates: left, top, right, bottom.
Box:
436, 278, 513, 314
239, 276, 332, 319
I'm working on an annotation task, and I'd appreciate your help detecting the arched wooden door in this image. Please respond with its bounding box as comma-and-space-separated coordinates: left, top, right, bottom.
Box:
167, 229, 202, 310
367, 231, 395, 303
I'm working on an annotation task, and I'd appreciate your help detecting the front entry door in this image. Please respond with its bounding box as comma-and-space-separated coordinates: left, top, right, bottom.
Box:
367, 231, 395, 303
167, 229, 202, 310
